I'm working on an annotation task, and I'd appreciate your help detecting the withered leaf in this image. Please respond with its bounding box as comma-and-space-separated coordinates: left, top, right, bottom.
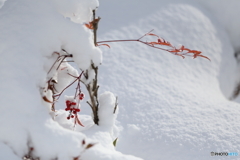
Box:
42, 96, 52, 103
82, 139, 86, 145
85, 143, 96, 149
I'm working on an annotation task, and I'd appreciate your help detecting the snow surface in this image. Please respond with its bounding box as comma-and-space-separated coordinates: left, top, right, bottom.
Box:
0, 0, 5, 8
97, 1, 240, 160
0, 0, 240, 160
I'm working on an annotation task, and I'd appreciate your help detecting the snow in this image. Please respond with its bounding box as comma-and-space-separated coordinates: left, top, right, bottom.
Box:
0, 0, 5, 8
0, 0, 129, 159
0, 0, 240, 160
98, 91, 118, 128
195, 0, 240, 52
97, 1, 240, 160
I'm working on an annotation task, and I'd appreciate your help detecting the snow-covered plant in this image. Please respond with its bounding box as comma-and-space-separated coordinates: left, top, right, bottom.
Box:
44, 9, 211, 129
41, 3, 213, 133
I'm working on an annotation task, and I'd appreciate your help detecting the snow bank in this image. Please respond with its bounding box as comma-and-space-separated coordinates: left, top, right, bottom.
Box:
99, 3, 240, 160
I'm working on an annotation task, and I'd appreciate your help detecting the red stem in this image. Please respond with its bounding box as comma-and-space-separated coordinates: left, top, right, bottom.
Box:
97, 39, 170, 52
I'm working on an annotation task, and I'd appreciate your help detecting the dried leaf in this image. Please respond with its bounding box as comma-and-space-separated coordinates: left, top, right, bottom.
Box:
179, 45, 185, 51
175, 53, 185, 59
97, 43, 111, 48
194, 54, 211, 61
85, 143, 96, 149
42, 96, 52, 103
148, 42, 159, 46
148, 41, 172, 47
84, 23, 93, 29
53, 52, 60, 56
51, 79, 57, 84
187, 50, 202, 55
82, 139, 86, 145
147, 33, 159, 37
76, 116, 84, 127
73, 157, 79, 160
169, 49, 181, 53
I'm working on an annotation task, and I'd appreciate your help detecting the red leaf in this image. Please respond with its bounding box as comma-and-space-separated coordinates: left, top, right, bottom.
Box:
76, 115, 84, 127
85, 23, 93, 29
169, 49, 181, 53
97, 43, 111, 48
147, 33, 159, 38
148, 42, 159, 46
187, 50, 202, 55
194, 54, 211, 61
148, 41, 172, 47
175, 53, 185, 59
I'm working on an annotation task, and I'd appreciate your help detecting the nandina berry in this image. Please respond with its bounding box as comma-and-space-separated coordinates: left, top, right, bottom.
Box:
66, 100, 71, 107
79, 93, 84, 100
66, 100, 71, 104
71, 115, 74, 118
67, 117, 70, 120
76, 109, 80, 112
73, 111, 76, 114
71, 102, 77, 106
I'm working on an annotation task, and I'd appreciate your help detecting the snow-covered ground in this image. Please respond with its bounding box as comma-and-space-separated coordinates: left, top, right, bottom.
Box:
0, 0, 240, 160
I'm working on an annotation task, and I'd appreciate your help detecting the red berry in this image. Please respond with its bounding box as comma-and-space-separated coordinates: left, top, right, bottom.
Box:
67, 117, 70, 120
66, 100, 71, 107
76, 109, 80, 112
79, 93, 84, 99
71, 102, 77, 106
71, 115, 74, 118
73, 111, 76, 114
66, 100, 71, 104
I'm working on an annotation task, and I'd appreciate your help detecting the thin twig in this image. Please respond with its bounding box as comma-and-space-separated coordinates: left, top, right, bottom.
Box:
138, 29, 154, 40
47, 54, 72, 74
53, 71, 84, 100
97, 38, 170, 52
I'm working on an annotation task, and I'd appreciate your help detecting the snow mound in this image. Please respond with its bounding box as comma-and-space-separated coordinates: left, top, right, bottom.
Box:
99, 3, 240, 160
0, 0, 140, 159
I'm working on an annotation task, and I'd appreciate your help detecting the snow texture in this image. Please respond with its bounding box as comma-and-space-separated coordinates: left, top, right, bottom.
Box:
98, 1, 240, 160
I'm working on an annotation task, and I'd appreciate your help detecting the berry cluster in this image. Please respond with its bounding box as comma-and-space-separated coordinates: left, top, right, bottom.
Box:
65, 100, 80, 120
65, 93, 85, 120
79, 93, 85, 100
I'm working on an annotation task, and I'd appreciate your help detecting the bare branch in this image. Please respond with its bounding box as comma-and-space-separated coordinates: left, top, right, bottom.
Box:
97, 30, 209, 60
92, 10, 101, 46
